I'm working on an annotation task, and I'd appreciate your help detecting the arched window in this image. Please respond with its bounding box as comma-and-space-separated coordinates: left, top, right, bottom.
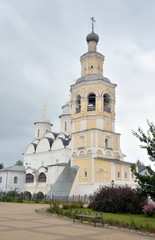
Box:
105, 138, 108, 148
76, 95, 81, 113
14, 176, 18, 184
103, 94, 111, 112
37, 191, 44, 201
24, 191, 32, 201
87, 93, 96, 111
38, 172, 46, 182
26, 173, 34, 183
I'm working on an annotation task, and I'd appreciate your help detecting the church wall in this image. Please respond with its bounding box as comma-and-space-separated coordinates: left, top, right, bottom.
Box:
74, 121, 81, 132
24, 165, 66, 195
81, 53, 104, 76
0, 171, 25, 193
94, 159, 111, 183
96, 119, 104, 130
115, 163, 123, 181
123, 165, 131, 181
86, 133, 91, 147
113, 135, 118, 150
104, 119, 112, 131
73, 158, 92, 183
72, 83, 115, 119
34, 122, 51, 140
48, 165, 65, 184
87, 119, 96, 129
24, 148, 71, 170
76, 179, 137, 196
60, 115, 72, 135
98, 133, 103, 147
0, 172, 6, 192
8, 172, 25, 193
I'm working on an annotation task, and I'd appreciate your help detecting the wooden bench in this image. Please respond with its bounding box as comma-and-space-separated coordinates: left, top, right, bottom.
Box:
73, 210, 104, 227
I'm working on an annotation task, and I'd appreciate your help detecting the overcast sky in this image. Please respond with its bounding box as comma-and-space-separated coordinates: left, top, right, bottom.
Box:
0, 0, 155, 170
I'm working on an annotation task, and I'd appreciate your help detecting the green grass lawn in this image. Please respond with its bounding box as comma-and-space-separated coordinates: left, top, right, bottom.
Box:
61, 207, 155, 229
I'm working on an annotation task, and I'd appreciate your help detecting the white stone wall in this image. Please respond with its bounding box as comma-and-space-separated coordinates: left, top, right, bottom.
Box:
0, 171, 25, 193
60, 115, 72, 136
0, 172, 6, 192
34, 122, 51, 140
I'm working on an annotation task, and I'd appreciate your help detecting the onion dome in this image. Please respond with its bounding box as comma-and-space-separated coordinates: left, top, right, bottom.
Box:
86, 30, 99, 43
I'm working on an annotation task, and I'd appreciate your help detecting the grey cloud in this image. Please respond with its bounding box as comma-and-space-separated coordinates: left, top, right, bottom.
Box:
0, 0, 155, 171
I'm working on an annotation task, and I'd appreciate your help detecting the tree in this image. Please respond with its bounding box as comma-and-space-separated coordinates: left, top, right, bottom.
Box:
0, 163, 4, 169
15, 160, 23, 166
131, 120, 155, 200
132, 120, 155, 162
136, 159, 144, 166
131, 164, 155, 201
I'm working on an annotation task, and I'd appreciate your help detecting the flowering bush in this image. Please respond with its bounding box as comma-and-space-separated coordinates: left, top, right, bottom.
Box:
62, 202, 84, 209
142, 203, 155, 216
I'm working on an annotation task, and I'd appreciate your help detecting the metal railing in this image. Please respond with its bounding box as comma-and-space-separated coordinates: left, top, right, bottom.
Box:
47, 195, 92, 202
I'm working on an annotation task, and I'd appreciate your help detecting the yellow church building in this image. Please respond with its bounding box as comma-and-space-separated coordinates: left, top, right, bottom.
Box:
69, 20, 135, 195
20, 19, 136, 199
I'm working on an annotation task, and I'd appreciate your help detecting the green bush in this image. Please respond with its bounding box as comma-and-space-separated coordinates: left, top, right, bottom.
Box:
89, 185, 147, 214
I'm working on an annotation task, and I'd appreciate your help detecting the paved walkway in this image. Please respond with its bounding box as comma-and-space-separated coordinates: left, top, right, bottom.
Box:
0, 202, 154, 240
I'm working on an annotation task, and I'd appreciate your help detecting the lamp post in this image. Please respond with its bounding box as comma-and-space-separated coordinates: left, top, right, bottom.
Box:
111, 180, 114, 188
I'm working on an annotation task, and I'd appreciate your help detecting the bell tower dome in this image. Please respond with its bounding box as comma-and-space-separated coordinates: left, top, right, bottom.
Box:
80, 17, 104, 77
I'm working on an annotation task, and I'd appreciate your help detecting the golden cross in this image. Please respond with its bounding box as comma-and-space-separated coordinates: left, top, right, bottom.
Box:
73, 78, 77, 83
43, 104, 46, 116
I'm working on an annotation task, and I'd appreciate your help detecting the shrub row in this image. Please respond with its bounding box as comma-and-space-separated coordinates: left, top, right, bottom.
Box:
89, 185, 147, 214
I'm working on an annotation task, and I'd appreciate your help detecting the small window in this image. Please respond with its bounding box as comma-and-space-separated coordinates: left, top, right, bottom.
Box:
125, 173, 127, 178
84, 169, 88, 178
37, 129, 40, 138
46, 129, 48, 133
65, 121, 67, 131
118, 172, 120, 178
91, 65, 93, 68
38, 173, 46, 182
131, 173, 134, 178
56, 159, 59, 164
0, 177, 2, 183
14, 176, 18, 184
